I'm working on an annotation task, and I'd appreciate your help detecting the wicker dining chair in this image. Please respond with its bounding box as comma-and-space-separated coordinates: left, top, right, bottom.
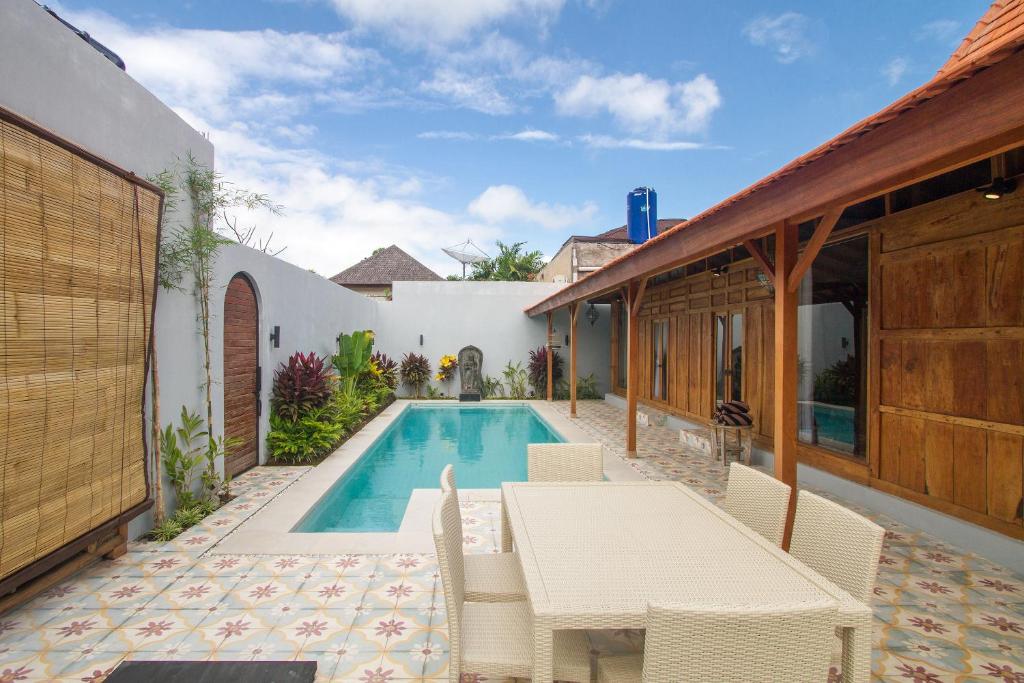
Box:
527, 442, 604, 482
788, 490, 886, 604
439, 465, 525, 602
596, 602, 838, 683
433, 489, 592, 683
722, 463, 792, 546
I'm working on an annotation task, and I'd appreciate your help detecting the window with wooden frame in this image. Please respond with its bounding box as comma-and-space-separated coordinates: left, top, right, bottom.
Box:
651, 319, 670, 401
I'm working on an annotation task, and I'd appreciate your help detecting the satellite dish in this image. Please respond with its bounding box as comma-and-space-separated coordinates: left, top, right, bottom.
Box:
443, 239, 490, 278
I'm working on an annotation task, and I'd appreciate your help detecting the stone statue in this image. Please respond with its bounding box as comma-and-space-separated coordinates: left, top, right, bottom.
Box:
458, 345, 483, 401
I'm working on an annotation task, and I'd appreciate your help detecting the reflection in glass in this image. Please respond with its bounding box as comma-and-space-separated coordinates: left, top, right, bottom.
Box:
797, 235, 868, 457
651, 320, 669, 401
731, 314, 743, 401
715, 315, 726, 404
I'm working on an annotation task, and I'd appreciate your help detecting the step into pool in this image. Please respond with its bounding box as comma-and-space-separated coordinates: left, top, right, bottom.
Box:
294, 404, 564, 533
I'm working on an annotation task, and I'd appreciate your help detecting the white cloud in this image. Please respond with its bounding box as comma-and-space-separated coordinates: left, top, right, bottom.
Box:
498, 129, 560, 142
328, 0, 565, 46
420, 67, 516, 115
882, 57, 909, 86
54, 5, 378, 127
917, 19, 962, 45
555, 73, 721, 137
418, 130, 479, 140
468, 185, 597, 230
743, 12, 817, 64
578, 134, 720, 151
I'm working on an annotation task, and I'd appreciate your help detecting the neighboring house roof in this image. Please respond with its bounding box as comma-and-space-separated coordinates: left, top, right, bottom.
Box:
558, 219, 686, 249
525, 0, 1024, 316
330, 245, 442, 286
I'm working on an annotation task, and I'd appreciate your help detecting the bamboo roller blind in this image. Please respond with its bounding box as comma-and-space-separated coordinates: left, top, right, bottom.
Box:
0, 116, 159, 580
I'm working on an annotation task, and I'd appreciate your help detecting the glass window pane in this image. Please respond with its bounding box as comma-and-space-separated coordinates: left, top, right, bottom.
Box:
651, 320, 669, 401
715, 315, 726, 404
797, 236, 868, 457
731, 313, 743, 402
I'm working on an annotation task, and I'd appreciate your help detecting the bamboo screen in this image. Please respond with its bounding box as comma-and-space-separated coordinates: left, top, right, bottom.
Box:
0, 115, 159, 581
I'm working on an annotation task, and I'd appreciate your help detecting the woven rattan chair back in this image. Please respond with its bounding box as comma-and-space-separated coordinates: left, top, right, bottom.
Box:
440, 463, 458, 506
722, 463, 791, 546
527, 443, 604, 482
432, 489, 466, 680
640, 602, 838, 682
789, 490, 885, 603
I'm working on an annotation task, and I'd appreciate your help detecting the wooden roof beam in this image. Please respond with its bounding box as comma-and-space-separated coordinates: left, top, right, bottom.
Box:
743, 239, 775, 284
786, 205, 843, 293
630, 276, 649, 318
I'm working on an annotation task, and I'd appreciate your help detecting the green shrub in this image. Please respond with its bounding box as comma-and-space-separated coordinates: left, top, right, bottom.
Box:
271, 351, 333, 421
150, 519, 184, 542
400, 353, 431, 398
502, 361, 529, 399
173, 505, 207, 528
268, 407, 346, 464
482, 375, 505, 398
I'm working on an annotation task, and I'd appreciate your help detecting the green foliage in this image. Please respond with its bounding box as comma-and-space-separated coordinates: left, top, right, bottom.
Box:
482, 375, 505, 399
400, 352, 432, 398
149, 519, 184, 542
502, 361, 529, 400
334, 330, 375, 395
553, 373, 601, 401
267, 407, 346, 464
445, 274, 463, 281
160, 406, 209, 509
172, 505, 206, 528
527, 346, 564, 396
469, 241, 544, 281
813, 356, 858, 406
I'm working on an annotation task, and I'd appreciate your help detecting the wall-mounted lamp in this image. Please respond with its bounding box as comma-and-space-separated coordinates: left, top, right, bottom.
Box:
711, 264, 729, 278
978, 176, 1017, 200
269, 325, 280, 348
564, 334, 570, 347
586, 302, 600, 326
419, 334, 424, 346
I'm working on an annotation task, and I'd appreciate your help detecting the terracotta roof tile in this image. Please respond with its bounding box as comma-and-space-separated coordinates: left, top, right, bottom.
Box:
329, 245, 442, 286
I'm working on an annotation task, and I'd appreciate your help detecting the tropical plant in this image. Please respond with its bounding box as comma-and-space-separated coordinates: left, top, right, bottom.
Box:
435, 354, 458, 383
527, 346, 564, 396
172, 505, 207, 528
160, 406, 209, 509
469, 240, 544, 281
814, 356, 858, 406
201, 435, 238, 501
482, 375, 505, 399
267, 407, 346, 464
334, 330, 375, 396
425, 385, 443, 399
271, 352, 334, 421
149, 519, 184, 542
371, 351, 399, 390
553, 373, 601, 401
502, 361, 529, 400
400, 352, 432, 398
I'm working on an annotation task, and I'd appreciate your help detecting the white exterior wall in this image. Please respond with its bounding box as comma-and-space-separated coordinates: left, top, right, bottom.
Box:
374, 281, 611, 398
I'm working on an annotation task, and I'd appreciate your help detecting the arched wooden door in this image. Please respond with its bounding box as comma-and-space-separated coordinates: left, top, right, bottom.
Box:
223, 273, 260, 476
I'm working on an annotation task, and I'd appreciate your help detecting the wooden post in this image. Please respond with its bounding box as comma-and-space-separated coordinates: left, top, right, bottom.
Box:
773, 220, 799, 549
569, 303, 578, 417
626, 281, 641, 457
546, 311, 553, 401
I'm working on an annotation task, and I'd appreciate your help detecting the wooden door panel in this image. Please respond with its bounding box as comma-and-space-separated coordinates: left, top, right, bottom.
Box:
223, 274, 259, 477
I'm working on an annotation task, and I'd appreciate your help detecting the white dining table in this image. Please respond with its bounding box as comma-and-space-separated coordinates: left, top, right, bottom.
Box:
500, 480, 873, 683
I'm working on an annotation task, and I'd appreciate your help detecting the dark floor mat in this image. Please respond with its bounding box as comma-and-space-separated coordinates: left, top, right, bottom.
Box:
105, 660, 316, 683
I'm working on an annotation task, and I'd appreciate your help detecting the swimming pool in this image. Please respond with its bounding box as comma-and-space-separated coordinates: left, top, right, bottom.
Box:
294, 404, 564, 532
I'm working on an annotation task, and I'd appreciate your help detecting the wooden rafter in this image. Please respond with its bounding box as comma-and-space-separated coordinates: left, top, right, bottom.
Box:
630, 276, 649, 318
743, 239, 775, 283
786, 206, 844, 292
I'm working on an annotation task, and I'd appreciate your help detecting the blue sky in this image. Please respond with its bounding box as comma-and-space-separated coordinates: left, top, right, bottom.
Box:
55, 0, 989, 277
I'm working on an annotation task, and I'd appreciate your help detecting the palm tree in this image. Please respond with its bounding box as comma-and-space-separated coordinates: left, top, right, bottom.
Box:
470, 241, 544, 281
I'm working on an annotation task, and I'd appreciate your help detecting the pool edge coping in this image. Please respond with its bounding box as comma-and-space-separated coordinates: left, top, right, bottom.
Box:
212, 399, 642, 555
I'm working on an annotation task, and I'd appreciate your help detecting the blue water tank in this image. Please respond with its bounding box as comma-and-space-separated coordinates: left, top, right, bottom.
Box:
626, 187, 658, 244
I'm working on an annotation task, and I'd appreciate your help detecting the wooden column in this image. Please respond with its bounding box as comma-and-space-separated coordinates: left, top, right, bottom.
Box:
546, 311, 553, 401
569, 303, 578, 417
626, 280, 643, 457
773, 220, 799, 548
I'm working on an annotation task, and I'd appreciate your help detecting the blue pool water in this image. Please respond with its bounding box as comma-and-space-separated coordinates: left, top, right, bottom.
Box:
295, 404, 563, 532
799, 401, 856, 451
